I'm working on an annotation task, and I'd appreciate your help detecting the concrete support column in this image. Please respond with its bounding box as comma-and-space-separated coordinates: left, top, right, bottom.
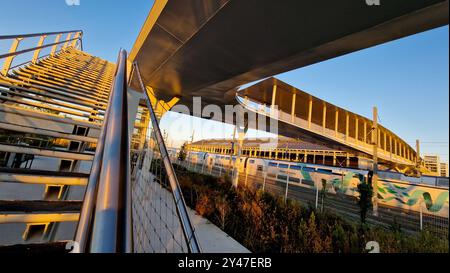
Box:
364, 121, 367, 143
395, 139, 398, 156
378, 129, 381, 149
232, 125, 247, 188
389, 136, 393, 159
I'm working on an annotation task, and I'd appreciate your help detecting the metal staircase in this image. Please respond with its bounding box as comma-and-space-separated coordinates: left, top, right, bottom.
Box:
0, 31, 200, 253
0, 31, 113, 250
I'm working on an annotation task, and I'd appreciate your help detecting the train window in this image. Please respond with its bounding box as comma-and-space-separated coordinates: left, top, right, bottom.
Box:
290, 165, 302, 170
302, 167, 315, 172
268, 162, 278, 167
302, 180, 315, 187
317, 169, 332, 174
279, 164, 289, 169
277, 175, 288, 181
249, 160, 255, 164
289, 177, 301, 183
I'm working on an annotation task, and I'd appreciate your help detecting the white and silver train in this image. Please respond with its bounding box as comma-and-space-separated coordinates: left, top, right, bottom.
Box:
184, 151, 449, 188
179, 151, 450, 217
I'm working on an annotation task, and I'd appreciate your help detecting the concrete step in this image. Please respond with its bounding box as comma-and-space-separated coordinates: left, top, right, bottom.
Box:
0, 200, 82, 213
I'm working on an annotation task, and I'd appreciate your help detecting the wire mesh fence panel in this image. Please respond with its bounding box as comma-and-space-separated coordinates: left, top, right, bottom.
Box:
132, 144, 189, 253
178, 155, 449, 239
422, 211, 449, 238
130, 106, 200, 253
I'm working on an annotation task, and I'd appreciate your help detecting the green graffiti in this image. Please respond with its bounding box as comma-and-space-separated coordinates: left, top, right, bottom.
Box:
330, 172, 360, 193
378, 183, 449, 213
301, 170, 312, 181
405, 190, 449, 212
307, 170, 448, 214
394, 184, 408, 190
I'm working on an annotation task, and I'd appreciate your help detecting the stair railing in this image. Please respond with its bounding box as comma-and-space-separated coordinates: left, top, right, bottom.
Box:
0, 30, 83, 76
74, 49, 132, 253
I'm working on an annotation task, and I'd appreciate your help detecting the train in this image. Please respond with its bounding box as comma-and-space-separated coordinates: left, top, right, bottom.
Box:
177, 150, 449, 218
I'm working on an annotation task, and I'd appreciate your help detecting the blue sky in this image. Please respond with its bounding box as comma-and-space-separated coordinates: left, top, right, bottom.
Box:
1, 0, 448, 162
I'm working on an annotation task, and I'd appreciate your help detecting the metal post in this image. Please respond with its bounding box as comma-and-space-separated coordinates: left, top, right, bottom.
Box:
62, 33, 73, 50
32, 35, 47, 63
71, 32, 81, 48
291, 92, 296, 123
232, 127, 245, 188
372, 107, 379, 217
284, 178, 289, 204
262, 165, 267, 192
420, 201, 423, 231
1, 38, 22, 75
335, 109, 339, 137
315, 183, 319, 209
50, 34, 62, 56
308, 96, 313, 129
135, 62, 201, 253
245, 171, 248, 187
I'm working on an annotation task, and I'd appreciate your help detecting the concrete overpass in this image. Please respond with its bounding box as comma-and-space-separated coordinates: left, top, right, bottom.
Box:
128, 0, 449, 169
237, 77, 419, 168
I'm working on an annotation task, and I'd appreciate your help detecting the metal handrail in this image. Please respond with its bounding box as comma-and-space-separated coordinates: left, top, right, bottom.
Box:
72, 49, 132, 253
0, 37, 81, 59
0, 30, 82, 40
0, 30, 83, 76
73, 62, 115, 253
88, 49, 132, 253
134, 62, 202, 253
